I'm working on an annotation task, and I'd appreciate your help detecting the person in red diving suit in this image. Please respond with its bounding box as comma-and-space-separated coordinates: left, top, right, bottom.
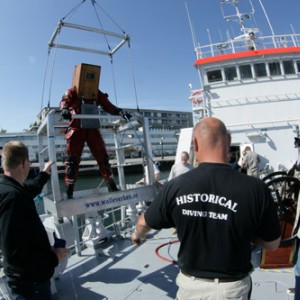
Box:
60, 86, 130, 198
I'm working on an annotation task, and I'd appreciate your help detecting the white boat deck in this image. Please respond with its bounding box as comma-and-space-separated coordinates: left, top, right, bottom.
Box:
52, 228, 295, 300
53, 228, 179, 300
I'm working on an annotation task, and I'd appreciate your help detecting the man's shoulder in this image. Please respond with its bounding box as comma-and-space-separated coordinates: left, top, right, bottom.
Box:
0, 175, 16, 186
232, 171, 268, 193
0, 174, 5, 182
171, 167, 198, 182
0, 178, 23, 202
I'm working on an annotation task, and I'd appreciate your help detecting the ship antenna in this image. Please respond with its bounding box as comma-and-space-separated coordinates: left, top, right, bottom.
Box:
221, 0, 259, 50
290, 24, 296, 35
207, 29, 213, 47
185, 1, 199, 55
257, 0, 275, 36
290, 24, 299, 46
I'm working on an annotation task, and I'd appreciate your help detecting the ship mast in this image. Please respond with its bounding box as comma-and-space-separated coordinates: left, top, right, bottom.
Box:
189, 0, 260, 124
221, 0, 258, 50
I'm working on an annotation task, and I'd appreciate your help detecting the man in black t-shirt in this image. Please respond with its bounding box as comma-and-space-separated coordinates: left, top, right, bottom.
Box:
132, 117, 281, 300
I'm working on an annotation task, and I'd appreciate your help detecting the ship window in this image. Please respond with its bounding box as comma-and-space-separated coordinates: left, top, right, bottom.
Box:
283, 60, 295, 74
207, 70, 222, 82
269, 62, 281, 76
296, 61, 300, 73
239, 65, 252, 79
224, 67, 237, 81
254, 63, 267, 77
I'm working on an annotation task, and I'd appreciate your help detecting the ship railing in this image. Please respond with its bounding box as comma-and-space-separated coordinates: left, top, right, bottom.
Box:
195, 33, 300, 59
55, 204, 137, 254
37, 109, 158, 255
37, 110, 155, 199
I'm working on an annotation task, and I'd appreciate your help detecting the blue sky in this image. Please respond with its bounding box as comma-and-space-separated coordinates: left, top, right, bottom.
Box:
1, 0, 299, 132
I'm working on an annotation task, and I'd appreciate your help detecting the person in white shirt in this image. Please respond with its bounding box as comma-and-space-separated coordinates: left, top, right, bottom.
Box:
242, 146, 260, 178
168, 151, 194, 234
168, 151, 194, 181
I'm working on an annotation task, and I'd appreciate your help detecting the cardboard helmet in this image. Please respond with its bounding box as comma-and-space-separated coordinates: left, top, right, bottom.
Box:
72, 63, 101, 99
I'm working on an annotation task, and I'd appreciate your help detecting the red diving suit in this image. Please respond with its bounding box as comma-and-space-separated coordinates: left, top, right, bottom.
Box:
60, 87, 125, 198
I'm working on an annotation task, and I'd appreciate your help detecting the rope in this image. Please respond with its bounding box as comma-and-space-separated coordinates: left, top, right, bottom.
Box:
93, 0, 127, 34
91, 0, 130, 107
110, 56, 119, 106
40, 30, 60, 110
61, 0, 86, 22
42, 1, 86, 109
91, 1, 112, 53
47, 30, 61, 108
91, 0, 139, 109
40, 50, 51, 110
43, 0, 133, 110
127, 43, 140, 111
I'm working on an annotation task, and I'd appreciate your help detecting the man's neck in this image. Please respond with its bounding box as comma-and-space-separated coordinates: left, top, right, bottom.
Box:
4, 170, 24, 186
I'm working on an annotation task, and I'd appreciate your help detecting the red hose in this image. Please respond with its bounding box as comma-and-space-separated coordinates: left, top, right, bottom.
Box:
154, 239, 179, 264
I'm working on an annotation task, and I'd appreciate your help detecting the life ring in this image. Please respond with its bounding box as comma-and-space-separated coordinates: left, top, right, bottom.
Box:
191, 90, 202, 97
192, 98, 203, 104
190, 90, 203, 104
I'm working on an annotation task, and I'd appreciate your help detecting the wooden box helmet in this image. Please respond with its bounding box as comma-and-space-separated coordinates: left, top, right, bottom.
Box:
72, 63, 101, 99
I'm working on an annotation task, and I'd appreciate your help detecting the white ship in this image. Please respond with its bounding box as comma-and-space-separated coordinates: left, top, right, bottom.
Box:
187, 0, 300, 173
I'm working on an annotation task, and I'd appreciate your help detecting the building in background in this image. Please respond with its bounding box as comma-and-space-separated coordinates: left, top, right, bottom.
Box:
0, 107, 193, 163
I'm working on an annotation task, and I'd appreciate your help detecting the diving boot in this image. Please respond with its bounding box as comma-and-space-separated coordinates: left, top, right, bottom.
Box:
105, 178, 119, 192
66, 184, 74, 199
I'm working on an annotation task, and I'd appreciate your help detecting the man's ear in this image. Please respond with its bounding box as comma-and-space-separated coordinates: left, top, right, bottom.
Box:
193, 137, 198, 152
227, 133, 232, 147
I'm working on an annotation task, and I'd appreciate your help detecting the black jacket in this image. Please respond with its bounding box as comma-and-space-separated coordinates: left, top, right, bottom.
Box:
0, 173, 58, 283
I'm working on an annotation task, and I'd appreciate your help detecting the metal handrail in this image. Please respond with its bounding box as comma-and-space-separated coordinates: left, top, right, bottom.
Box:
195, 33, 300, 59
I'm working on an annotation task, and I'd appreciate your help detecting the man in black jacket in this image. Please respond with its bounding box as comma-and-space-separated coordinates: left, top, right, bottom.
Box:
0, 141, 68, 299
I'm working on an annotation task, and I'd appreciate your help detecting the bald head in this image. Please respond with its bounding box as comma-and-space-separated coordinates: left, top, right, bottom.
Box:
193, 117, 230, 164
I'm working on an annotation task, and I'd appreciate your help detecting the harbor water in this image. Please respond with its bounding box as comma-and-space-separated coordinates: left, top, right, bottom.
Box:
58, 164, 172, 191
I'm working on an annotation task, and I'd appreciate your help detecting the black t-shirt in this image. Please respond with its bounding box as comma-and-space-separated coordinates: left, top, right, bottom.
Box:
145, 163, 281, 279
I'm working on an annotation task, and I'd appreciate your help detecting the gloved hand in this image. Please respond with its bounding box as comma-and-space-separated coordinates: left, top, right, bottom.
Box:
61, 108, 71, 120
118, 110, 132, 121
123, 112, 132, 121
